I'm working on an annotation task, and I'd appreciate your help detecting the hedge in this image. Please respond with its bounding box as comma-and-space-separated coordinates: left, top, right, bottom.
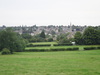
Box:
25, 49, 49, 52
53, 44, 73, 46
26, 44, 51, 47
50, 48, 66, 51
84, 47, 97, 50
26, 43, 73, 47
66, 47, 79, 51
97, 47, 100, 49
25, 47, 79, 52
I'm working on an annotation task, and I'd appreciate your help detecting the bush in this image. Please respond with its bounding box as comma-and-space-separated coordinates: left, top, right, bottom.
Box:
50, 48, 65, 51
26, 44, 51, 47
53, 43, 73, 46
66, 48, 73, 50
1, 48, 11, 55
25, 47, 79, 52
47, 38, 53, 42
25, 49, 50, 52
26, 44, 33, 47
84, 47, 96, 50
97, 47, 100, 49
73, 47, 79, 50
66, 47, 79, 51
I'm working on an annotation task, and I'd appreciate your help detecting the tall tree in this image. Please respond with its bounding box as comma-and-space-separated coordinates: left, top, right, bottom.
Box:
74, 31, 83, 45
0, 28, 26, 53
57, 34, 70, 44
82, 26, 99, 45
40, 30, 46, 38
94, 28, 100, 44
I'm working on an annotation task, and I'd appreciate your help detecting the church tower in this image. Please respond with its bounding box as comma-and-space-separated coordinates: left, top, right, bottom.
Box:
70, 22, 72, 32
68, 22, 73, 39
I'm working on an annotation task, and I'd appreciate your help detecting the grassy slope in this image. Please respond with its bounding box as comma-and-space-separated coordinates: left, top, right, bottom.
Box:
0, 50, 100, 75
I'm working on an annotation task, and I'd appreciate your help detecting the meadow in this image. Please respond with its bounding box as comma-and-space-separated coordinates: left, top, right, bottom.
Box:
0, 42, 100, 75
26, 42, 100, 50
30, 42, 57, 45
0, 50, 100, 75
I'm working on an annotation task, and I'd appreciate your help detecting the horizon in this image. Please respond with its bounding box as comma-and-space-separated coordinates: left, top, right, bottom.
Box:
0, 24, 100, 27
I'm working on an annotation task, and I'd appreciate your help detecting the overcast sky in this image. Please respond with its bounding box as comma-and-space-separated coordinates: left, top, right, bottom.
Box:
0, 0, 100, 26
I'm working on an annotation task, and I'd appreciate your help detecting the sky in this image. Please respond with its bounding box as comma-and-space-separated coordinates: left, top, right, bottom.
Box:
0, 0, 100, 26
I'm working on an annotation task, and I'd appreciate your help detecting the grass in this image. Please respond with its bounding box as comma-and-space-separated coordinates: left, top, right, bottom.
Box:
0, 50, 100, 75
29, 42, 57, 46
26, 42, 100, 51
25, 45, 100, 51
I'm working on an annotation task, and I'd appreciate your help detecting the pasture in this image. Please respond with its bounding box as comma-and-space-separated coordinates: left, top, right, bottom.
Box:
0, 50, 100, 75
29, 42, 57, 46
30, 42, 57, 45
26, 42, 100, 50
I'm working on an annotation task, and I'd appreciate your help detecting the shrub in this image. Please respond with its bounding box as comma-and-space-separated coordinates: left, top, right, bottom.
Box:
1, 48, 11, 55
72, 47, 79, 50
53, 43, 73, 46
25, 49, 50, 52
97, 47, 100, 49
66, 48, 73, 51
26, 44, 51, 47
84, 47, 96, 50
66, 47, 79, 51
51, 49, 58, 51
47, 38, 53, 42
26, 44, 33, 47
25, 47, 79, 52
50, 48, 66, 51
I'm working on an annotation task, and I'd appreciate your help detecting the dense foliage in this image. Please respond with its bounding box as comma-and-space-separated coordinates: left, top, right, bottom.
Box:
84, 47, 96, 50
1, 48, 11, 55
57, 33, 71, 44
26, 44, 51, 47
40, 30, 46, 38
0, 28, 26, 53
74, 32, 83, 45
83, 27, 100, 45
74, 26, 100, 45
25, 47, 79, 52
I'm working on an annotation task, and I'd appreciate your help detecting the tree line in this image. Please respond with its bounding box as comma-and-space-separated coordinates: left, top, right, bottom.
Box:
0, 28, 27, 54
0, 26, 100, 54
74, 26, 100, 45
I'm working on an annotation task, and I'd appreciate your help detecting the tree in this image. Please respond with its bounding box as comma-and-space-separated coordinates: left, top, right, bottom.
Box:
0, 28, 26, 53
28, 33, 47, 42
14, 33, 26, 52
74, 31, 83, 45
40, 30, 46, 38
47, 38, 53, 42
82, 26, 99, 45
96, 29, 100, 44
21, 33, 32, 40
51, 30, 56, 35
58, 38, 70, 44
57, 34, 70, 44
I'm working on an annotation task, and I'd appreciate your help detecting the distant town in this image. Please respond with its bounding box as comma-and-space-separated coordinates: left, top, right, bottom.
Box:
0, 24, 100, 39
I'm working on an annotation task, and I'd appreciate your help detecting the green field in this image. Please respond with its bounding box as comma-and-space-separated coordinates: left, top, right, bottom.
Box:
26, 42, 100, 50
29, 42, 57, 46
0, 50, 100, 75
25, 45, 100, 50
